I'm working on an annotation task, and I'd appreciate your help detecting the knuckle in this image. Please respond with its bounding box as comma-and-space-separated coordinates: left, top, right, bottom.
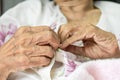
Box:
17, 34, 31, 45
107, 33, 118, 53
41, 57, 51, 65
55, 43, 60, 49
45, 46, 54, 58
110, 46, 118, 55
17, 55, 29, 65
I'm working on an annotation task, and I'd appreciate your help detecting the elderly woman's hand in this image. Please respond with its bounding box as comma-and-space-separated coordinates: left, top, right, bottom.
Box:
58, 22, 120, 59
0, 26, 60, 79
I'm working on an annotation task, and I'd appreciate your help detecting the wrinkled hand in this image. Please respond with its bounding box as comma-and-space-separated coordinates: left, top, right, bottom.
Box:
58, 22, 119, 59
0, 26, 60, 72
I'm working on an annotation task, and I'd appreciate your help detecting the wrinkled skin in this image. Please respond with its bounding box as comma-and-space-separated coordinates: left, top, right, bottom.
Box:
58, 22, 120, 59
0, 1, 120, 80
0, 26, 60, 78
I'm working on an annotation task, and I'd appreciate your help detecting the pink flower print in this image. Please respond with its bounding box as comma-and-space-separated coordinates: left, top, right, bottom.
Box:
0, 30, 5, 41
0, 39, 4, 46
0, 24, 7, 46
0, 23, 17, 46
0, 24, 6, 38
7, 23, 17, 35
65, 59, 77, 77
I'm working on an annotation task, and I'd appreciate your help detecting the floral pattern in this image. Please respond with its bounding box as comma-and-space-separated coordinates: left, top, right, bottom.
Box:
64, 59, 77, 77
0, 23, 17, 46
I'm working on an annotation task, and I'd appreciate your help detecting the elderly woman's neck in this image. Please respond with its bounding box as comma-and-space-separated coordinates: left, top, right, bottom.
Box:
57, 0, 94, 13
56, 0, 96, 21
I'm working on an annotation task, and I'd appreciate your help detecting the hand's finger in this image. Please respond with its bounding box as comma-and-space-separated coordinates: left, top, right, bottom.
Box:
65, 41, 115, 59
17, 30, 60, 49
60, 24, 96, 49
12, 45, 53, 69
58, 23, 79, 43
64, 45, 86, 56
60, 33, 85, 49
64, 44, 102, 59
30, 56, 51, 67
58, 25, 72, 42
29, 45, 54, 59
32, 31, 60, 49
